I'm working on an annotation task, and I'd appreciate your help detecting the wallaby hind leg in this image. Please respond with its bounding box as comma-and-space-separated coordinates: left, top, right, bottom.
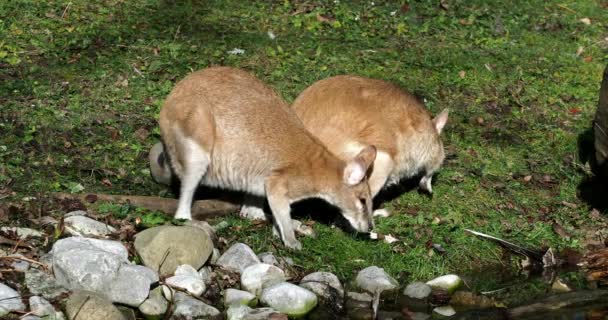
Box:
174, 138, 211, 220
368, 152, 394, 218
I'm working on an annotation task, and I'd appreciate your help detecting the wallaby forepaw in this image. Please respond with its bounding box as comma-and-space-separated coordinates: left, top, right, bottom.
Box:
373, 208, 391, 218
239, 205, 267, 221
174, 211, 193, 220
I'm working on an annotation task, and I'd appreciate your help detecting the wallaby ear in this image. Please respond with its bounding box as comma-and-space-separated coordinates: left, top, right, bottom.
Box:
433, 108, 449, 134
343, 145, 377, 185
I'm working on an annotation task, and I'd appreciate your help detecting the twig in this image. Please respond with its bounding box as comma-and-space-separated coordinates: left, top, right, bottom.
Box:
556, 4, 576, 13
61, 2, 72, 19
0, 256, 48, 269
158, 248, 171, 275
72, 295, 91, 320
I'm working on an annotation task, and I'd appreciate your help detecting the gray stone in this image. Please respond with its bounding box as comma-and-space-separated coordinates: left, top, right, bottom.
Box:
29, 296, 65, 320
7, 253, 30, 272
138, 287, 168, 320
65, 290, 125, 320
210, 248, 221, 264
170, 292, 220, 319
51, 237, 128, 260
134, 226, 213, 277
403, 282, 432, 299
117, 306, 137, 320
347, 291, 373, 303
258, 252, 280, 266
0, 282, 25, 315
184, 220, 217, 244
25, 268, 68, 299
356, 266, 399, 294
227, 305, 283, 320
241, 263, 286, 296
52, 237, 157, 306
165, 265, 206, 296
216, 243, 260, 274
432, 305, 456, 317
65, 210, 87, 217
300, 271, 344, 300
21, 316, 42, 320
0, 227, 43, 239
64, 215, 116, 237
260, 282, 317, 318
224, 288, 257, 307
198, 266, 214, 286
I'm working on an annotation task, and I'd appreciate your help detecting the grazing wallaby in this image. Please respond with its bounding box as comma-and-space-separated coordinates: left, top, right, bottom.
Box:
156, 67, 377, 249
291, 75, 448, 217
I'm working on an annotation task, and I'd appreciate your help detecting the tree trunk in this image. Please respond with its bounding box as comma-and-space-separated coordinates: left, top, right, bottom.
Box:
594, 65, 608, 176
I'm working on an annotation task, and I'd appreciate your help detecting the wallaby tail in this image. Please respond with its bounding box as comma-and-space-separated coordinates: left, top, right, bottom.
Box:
149, 142, 173, 186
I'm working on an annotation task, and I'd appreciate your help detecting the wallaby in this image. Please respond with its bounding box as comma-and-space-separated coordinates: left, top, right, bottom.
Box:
155, 67, 377, 249
291, 75, 448, 217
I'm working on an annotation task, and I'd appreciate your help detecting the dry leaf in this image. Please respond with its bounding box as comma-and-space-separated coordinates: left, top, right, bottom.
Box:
561, 201, 578, 209
133, 127, 150, 141
439, 0, 449, 10
523, 175, 532, 182
576, 46, 584, 56
580, 17, 591, 25
458, 70, 466, 78
316, 13, 335, 23
101, 178, 112, 187
583, 56, 593, 63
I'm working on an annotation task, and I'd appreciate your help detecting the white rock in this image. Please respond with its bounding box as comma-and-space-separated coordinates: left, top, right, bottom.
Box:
65, 210, 87, 217
165, 274, 206, 297
426, 274, 462, 294
175, 264, 199, 277
227, 305, 280, 320
0, 283, 25, 315
227, 304, 252, 320
347, 291, 373, 303
25, 269, 68, 299
260, 282, 317, 318
171, 292, 220, 319
225, 288, 257, 307
64, 215, 116, 237
198, 266, 214, 285
403, 282, 432, 299
7, 254, 30, 272
210, 248, 221, 264
241, 263, 286, 296
300, 272, 344, 299
51, 236, 128, 261
52, 237, 156, 306
433, 305, 456, 317
216, 243, 260, 274
355, 266, 399, 294
0, 227, 43, 239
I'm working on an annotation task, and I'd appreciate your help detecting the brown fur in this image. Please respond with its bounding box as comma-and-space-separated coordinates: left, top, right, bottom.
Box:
158, 67, 377, 249
292, 75, 448, 216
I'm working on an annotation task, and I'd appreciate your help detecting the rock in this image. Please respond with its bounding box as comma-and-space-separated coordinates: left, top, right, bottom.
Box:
51, 236, 128, 260
117, 306, 137, 320
432, 305, 456, 318
260, 282, 318, 318
225, 288, 257, 307
139, 287, 168, 320
65, 290, 125, 320
65, 210, 87, 217
216, 242, 260, 274
300, 272, 344, 309
450, 291, 496, 309
52, 237, 157, 306
403, 282, 432, 299
184, 220, 217, 244
227, 305, 285, 320
378, 310, 407, 320
170, 292, 220, 319
25, 268, 68, 299
21, 316, 42, 320
198, 266, 214, 285
426, 275, 462, 294
64, 215, 116, 237
0, 227, 43, 239
355, 266, 399, 294
258, 252, 281, 266
134, 226, 213, 277
551, 278, 573, 293
210, 248, 221, 264
346, 291, 373, 309
7, 253, 30, 272
165, 265, 206, 297
29, 296, 65, 320
0, 283, 26, 315
108, 265, 158, 306
241, 263, 286, 296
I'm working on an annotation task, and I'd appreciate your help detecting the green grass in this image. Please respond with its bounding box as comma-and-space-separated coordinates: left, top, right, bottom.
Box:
2, 0, 608, 306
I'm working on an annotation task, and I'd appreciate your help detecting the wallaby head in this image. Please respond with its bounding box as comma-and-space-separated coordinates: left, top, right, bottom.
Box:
418, 109, 449, 194
324, 145, 377, 231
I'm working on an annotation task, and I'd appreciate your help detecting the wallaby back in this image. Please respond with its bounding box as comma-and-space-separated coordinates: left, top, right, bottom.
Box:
158, 67, 377, 249
292, 75, 448, 216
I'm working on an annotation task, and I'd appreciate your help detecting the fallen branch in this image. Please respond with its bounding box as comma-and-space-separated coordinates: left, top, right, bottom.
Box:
464, 229, 544, 261
51, 193, 240, 220
508, 290, 608, 318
